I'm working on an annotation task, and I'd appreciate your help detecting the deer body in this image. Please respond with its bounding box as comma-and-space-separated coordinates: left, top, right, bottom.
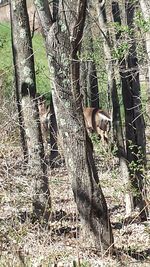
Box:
37, 94, 51, 143
83, 107, 111, 143
37, 94, 111, 146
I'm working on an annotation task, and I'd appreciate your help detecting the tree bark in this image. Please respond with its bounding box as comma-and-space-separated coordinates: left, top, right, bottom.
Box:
35, 0, 114, 252
96, 0, 112, 110
10, 0, 51, 221
80, 61, 88, 107
85, 15, 99, 108
111, 1, 134, 215
10, 5, 28, 163
87, 60, 99, 108
50, 94, 59, 167
96, 1, 124, 147
118, 0, 148, 220
96, 0, 135, 216
139, 0, 150, 169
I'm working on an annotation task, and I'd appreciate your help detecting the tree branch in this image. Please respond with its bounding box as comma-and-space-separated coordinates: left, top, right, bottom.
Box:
34, 0, 53, 38
71, 0, 87, 58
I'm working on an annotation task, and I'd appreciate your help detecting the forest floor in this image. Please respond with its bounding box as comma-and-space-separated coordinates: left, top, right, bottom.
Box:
0, 124, 150, 266
0, 96, 149, 267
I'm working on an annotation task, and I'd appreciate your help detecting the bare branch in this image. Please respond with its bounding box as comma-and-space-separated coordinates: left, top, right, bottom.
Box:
34, 0, 53, 38
31, 10, 36, 39
71, 0, 87, 57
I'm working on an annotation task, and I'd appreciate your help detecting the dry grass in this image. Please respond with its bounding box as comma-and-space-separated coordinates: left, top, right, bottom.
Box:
0, 100, 150, 267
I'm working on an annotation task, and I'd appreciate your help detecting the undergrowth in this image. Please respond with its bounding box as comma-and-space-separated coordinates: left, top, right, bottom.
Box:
0, 100, 150, 267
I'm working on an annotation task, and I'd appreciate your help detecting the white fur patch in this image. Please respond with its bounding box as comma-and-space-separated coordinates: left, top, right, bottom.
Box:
98, 113, 112, 121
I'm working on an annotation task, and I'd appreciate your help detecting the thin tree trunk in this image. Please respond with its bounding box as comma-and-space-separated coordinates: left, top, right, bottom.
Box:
96, 0, 112, 110
87, 60, 99, 108
50, 94, 59, 167
80, 11, 99, 108
80, 61, 88, 106
10, 0, 51, 221
97, 0, 134, 216
10, 9, 28, 163
35, 0, 114, 252
111, 1, 134, 215
86, 18, 99, 108
118, 0, 148, 220
139, 0, 150, 170
96, 1, 123, 146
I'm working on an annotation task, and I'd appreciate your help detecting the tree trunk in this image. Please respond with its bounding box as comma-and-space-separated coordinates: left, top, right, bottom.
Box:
87, 60, 99, 108
96, 0, 134, 216
80, 11, 99, 108
85, 17, 99, 108
50, 94, 59, 167
10, 0, 51, 221
111, 1, 134, 215
119, 0, 148, 220
139, 0, 150, 171
96, 1, 123, 146
80, 61, 88, 106
35, 0, 114, 252
96, 0, 112, 110
10, 6, 28, 163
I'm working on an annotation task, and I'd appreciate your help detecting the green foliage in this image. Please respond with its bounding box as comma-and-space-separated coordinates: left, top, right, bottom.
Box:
0, 22, 50, 99
0, 23, 13, 98
113, 22, 131, 35
113, 42, 129, 60
0, 23, 12, 68
128, 141, 145, 176
73, 260, 91, 267
90, 132, 100, 145
135, 11, 150, 33
81, 35, 109, 108
32, 33, 51, 95
111, 22, 131, 61
93, 37, 107, 82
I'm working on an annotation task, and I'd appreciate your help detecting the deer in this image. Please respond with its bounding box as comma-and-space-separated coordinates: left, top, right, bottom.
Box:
83, 107, 112, 144
37, 95, 111, 147
36, 94, 51, 144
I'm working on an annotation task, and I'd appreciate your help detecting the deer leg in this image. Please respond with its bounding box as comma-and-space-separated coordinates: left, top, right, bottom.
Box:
96, 127, 105, 144
104, 132, 109, 144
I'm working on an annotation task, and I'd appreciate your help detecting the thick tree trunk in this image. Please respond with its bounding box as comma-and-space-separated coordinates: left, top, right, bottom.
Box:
10, 0, 51, 221
35, 0, 114, 252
